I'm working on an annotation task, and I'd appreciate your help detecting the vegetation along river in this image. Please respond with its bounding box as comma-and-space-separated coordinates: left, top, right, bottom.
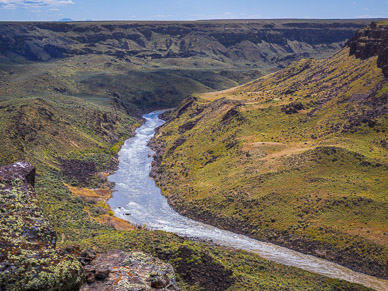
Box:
108, 110, 388, 291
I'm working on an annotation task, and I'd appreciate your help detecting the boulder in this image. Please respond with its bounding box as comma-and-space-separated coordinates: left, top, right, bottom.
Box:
0, 161, 35, 186
81, 250, 181, 291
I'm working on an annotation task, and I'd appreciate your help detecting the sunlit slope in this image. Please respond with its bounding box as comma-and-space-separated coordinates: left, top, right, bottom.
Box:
0, 94, 136, 168
153, 26, 388, 278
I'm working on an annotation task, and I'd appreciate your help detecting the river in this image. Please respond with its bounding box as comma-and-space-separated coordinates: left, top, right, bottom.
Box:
108, 110, 388, 291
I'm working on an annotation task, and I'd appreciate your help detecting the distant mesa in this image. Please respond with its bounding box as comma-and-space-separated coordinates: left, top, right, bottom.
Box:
58, 18, 73, 22
0, 19, 372, 65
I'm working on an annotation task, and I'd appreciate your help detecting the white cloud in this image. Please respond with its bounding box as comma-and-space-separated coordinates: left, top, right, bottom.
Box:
0, 0, 74, 9
355, 14, 387, 18
153, 14, 174, 19
191, 11, 263, 20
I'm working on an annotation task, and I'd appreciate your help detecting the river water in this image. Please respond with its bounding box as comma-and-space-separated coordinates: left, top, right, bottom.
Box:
108, 110, 388, 291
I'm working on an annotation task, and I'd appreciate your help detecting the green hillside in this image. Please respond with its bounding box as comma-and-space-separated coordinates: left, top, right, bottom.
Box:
152, 22, 388, 279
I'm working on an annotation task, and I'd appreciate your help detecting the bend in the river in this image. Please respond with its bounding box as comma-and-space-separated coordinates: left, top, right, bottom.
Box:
108, 110, 388, 291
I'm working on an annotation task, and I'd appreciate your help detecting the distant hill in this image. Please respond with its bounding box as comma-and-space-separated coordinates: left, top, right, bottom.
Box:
0, 19, 375, 117
0, 19, 372, 70
58, 18, 73, 22
0, 20, 376, 131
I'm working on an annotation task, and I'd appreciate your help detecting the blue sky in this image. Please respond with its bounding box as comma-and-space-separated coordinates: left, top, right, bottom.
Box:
0, 0, 387, 21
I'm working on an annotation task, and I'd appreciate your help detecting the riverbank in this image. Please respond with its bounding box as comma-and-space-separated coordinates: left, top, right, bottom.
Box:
149, 26, 388, 277
150, 105, 388, 281
64, 183, 135, 231
107, 111, 387, 290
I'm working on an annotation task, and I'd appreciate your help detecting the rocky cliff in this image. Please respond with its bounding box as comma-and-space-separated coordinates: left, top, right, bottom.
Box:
0, 162, 84, 290
347, 21, 388, 77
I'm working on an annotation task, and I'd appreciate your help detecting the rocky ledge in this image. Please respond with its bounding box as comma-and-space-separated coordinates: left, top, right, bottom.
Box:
80, 250, 180, 291
0, 162, 84, 290
347, 21, 388, 77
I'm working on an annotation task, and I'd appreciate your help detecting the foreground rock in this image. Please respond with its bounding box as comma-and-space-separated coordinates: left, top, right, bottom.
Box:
80, 250, 180, 291
0, 162, 84, 290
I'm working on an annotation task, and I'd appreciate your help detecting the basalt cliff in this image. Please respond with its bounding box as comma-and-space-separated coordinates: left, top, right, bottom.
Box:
347, 21, 388, 77
0, 162, 83, 290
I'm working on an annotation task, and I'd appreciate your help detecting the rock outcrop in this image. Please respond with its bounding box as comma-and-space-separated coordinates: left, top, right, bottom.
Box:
347, 21, 388, 77
80, 250, 180, 291
0, 162, 182, 290
0, 162, 84, 291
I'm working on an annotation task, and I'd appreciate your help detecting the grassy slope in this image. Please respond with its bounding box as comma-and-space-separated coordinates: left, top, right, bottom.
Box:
153, 46, 388, 278
0, 55, 244, 115
0, 94, 137, 166
0, 94, 365, 290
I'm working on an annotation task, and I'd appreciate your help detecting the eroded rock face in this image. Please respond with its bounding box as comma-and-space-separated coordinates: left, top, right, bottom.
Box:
0, 161, 35, 186
0, 21, 368, 65
347, 22, 388, 77
81, 250, 181, 291
0, 162, 84, 291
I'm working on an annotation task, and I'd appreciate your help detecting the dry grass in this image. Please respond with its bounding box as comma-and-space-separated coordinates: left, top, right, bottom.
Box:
65, 183, 134, 231
95, 215, 134, 231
